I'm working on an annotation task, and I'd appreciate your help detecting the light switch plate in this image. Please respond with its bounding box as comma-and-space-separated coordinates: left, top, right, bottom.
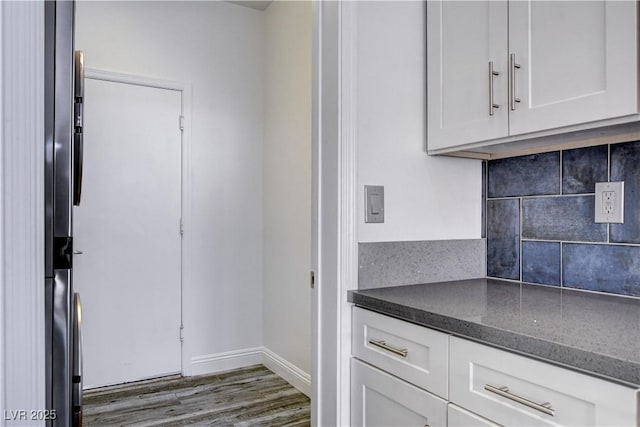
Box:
365, 185, 384, 223
595, 181, 624, 223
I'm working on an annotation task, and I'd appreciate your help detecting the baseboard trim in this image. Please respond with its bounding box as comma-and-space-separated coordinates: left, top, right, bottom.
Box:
190, 347, 263, 376
190, 347, 311, 397
261, 348, 311, 397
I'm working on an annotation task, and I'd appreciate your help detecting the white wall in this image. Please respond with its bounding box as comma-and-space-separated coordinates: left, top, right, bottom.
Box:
356, 1, 482, 243
76, 1, 265, 368
262, 0, 312, 377
1, 2, 46, 424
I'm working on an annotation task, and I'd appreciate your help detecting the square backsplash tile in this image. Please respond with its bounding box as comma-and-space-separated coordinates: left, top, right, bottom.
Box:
522, 241, 560, 286
488, 152, 560, 198
562, 145, 608, 194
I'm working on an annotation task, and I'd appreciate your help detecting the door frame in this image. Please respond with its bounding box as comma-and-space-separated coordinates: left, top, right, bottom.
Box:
0, 1, 46, 421
312, 1, 358, 425
84, 68, 193, 377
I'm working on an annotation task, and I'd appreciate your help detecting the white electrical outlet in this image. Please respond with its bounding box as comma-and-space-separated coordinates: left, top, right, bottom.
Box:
603, 191, 615, 214
595, 181, 624, 223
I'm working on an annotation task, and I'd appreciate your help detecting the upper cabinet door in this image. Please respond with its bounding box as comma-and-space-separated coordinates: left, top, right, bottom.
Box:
508, 1, 638, 136
427, 1, 508, 150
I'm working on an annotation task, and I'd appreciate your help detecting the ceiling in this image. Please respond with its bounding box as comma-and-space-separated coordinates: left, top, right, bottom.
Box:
227, 1, 273, 11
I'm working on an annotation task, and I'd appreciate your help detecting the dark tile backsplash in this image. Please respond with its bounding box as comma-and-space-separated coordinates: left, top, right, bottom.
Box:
562, 145, 608, 194
485, 141, 640, 297
522, 241, 560, 286
487, 199, 520, 280
488, 152, 560, 198
522, 196, 607, 242
610, 141, 640, 244
563, 244, 640, 297
481, 161, 486, 239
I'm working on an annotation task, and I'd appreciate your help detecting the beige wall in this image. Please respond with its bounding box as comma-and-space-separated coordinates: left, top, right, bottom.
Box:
262, 0, 312, 378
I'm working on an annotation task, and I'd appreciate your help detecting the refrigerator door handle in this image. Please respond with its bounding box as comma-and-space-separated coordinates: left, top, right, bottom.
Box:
73, 132, 83, 206
73, 50, 84, 207
74, 51, 84, 99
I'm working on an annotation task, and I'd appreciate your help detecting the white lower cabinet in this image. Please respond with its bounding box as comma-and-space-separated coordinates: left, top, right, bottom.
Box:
352, 306, 449, 398
449, 337, 638, 427
351, 358, 447, 427
447, 404, 500, 427
351, 307, 640, 427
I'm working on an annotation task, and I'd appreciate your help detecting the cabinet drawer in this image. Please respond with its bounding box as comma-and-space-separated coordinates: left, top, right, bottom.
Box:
448, 404, 500, 427
351, 358, 447, 427
450, 337, 639, 426
352, 307, 449, 398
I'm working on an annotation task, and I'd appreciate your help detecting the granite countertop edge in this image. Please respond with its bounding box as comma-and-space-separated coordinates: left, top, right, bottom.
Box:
348, 289, 640, 388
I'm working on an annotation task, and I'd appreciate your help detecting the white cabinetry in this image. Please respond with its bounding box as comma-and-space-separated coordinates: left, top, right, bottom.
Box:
508, 1, 637, 136
352, 306, 449, 397
351, 307, 449, 426
449, 337, 638, 427
447, 404, 499, 427
427, 1, 508, 149
350, 307, 640, 427
351, 358, 447, 427
427, 0, 638, 153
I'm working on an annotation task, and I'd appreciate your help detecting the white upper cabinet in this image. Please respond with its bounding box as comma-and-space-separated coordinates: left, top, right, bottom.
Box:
427, 0, 639, 154
509, 1, 638, 135
427, 1, 508, 151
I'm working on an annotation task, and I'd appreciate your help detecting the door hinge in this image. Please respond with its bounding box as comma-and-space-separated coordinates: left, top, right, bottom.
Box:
179, 115, 185, 131
53, 237, 73, 269
310, 271, 315, 289
180, 324, 184, 342
180, 219, 184, 235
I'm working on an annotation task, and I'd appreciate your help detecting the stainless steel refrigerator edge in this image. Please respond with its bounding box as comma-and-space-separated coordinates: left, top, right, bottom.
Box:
45, 1, 84, 426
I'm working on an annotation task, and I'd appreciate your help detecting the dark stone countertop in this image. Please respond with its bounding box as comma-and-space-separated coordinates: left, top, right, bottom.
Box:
348, 278, 640, 387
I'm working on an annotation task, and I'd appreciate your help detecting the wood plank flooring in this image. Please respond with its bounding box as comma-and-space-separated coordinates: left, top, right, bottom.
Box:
82, 365, 310, 426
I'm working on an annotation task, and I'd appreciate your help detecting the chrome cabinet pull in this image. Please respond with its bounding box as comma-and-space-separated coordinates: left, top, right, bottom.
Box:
509, 53, 521, 110
485, 384, 555, 416
368, 339, 408, 358
489, 61, 500, 116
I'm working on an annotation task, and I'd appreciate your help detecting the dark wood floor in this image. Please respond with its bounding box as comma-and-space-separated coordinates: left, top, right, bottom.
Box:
82, 365, 311, 426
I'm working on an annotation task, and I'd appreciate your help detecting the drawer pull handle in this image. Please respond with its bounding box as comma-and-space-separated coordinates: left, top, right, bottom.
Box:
485, 384, 555, 417
368, 339, 408, 358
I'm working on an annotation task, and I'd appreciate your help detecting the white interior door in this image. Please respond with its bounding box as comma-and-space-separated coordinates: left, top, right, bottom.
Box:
73, 78, 182, 388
